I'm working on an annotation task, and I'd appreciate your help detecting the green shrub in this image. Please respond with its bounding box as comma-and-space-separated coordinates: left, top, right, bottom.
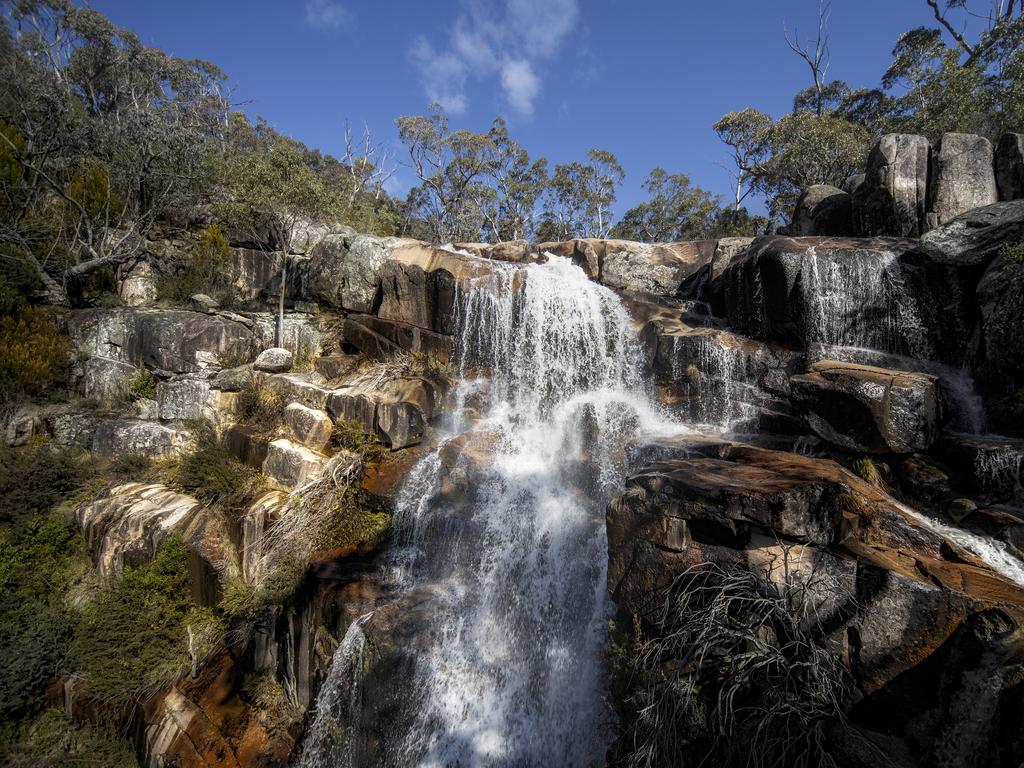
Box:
332, 418, 385, 462
236, 374, 284, 435
0, 708, 138, 768
169, 420, 263, 507
126, 362, 156, 401
0, 245, 42, 316
0, 441, 89, 530
67, 534, 223, 708
852, 456, 890, 492
0, 516, 90, 720
0, 307, 69, 400
242, 673, 303, 740
157, 223, 233, 305
313, 487, 391, 553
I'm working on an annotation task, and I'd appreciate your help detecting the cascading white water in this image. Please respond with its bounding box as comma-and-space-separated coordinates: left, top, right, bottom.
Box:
801, 247, 933, 359
298, 615, 370, 768
303, 257, 687, 767
895, 500, 1024, 587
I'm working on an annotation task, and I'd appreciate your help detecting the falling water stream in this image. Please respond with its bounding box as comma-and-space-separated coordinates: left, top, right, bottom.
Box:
300, 257, 687, 767
299, 249, 1024, 767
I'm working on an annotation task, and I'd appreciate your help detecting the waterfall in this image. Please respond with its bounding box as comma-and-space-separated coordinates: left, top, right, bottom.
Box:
895, 500, 1024, 588
303, 257, 687, 767
801, 246, 932, 360
297, 615, 370, 768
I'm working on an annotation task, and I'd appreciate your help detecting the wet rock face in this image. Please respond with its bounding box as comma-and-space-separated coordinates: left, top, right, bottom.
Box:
790, 184, 854, 236
996, 132, 1024, 201
974, 244, 1024, 433
343, 314, 453, 363
927, 133, 999, 229
377, 256, 458, 334
607, 439, 1024, 767
790, 360, 942, 453
853, 133, 931, 237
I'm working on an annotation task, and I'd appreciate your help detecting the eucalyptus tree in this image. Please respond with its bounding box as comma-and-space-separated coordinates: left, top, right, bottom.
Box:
0, 0, 227, 303
397, 104, 496, 243
538, 148, 623, 241
483, 117, 547, 242
613, 169, 723, 242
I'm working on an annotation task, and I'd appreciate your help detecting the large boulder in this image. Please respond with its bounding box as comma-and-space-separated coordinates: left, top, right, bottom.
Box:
917, 199, 1024, 268
75, 483, 201, 580
853, 133, 930, 237
307, 234, 406, 312
118, 260, 158, 307
599, 240, 716, 296
79, 356, 137, 402
254, 347, 293, 373
263, 438, 326, 489
996, 133, 1024, 201
288, 218, 355, 255
376, 401, 425, 449
67, 309, 260, 374
927, 133, 998, 229
790, 184, 854, 236
156, 378, 213, 421
790, 360, 942, 453
92, 419, 192, 458
283, 402, 333, 452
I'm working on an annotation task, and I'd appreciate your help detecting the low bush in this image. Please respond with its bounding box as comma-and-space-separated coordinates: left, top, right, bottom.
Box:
0, 708, 138, 768
0, 307, 69, 400
168, 420, 263, 508
243, 672, 303, 740
614, 559, 852, 768
157, 223, 233, 305
313, 486, 391, 553
0, 441, 90, 530
0, 516, 90, 721
126, 362, 157, 401
332, 418, 385, 462
236, 374, 285, 435
67, 534, 223, 708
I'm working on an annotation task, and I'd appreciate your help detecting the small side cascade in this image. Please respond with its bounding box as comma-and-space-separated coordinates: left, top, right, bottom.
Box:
895, 500, 1024, 588
801, 246, 933, 360
296, 615, 371, 768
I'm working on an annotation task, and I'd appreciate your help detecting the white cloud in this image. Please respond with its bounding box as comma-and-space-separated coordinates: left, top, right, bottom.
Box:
409, 0, 578, 115
305, 0, 354, 30
501, 60, 540, 115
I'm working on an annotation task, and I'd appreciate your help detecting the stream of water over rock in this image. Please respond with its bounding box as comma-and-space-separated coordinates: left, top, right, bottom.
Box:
299, 257, 688, 767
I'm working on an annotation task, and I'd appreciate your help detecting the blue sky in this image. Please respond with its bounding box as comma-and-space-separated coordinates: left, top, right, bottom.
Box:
92, 0, 939, 216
